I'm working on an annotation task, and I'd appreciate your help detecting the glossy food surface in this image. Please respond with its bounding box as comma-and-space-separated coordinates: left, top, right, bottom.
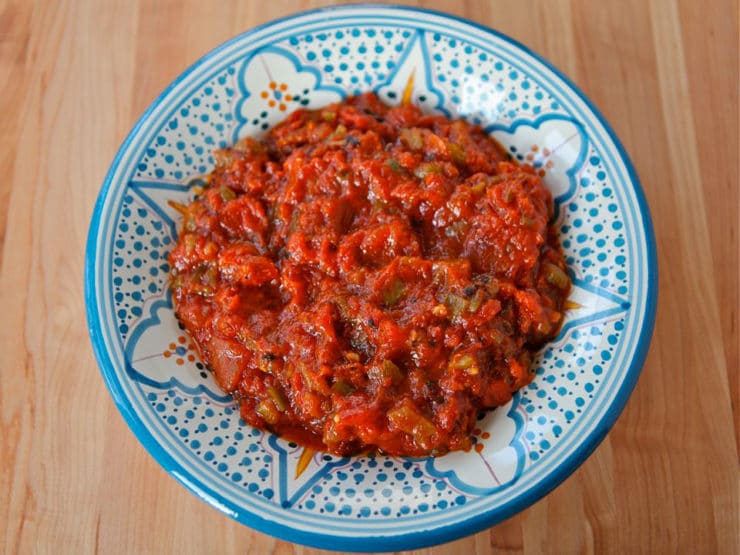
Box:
169, 93, 570, 456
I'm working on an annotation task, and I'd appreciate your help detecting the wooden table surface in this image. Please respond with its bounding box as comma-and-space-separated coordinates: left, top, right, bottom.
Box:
1, 1, 737, 553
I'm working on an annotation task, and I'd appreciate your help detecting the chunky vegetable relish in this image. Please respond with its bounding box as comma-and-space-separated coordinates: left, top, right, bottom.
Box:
168, 93, 570, 456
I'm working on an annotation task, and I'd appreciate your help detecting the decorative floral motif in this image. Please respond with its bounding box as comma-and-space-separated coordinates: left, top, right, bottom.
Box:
425, 399, 525, 494
233, 46, 343, 141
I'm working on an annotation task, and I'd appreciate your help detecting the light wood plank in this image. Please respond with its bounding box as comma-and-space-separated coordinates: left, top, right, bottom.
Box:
1, 0, 737, 553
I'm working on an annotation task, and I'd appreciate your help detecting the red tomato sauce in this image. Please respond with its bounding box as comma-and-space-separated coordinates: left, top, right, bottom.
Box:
168, 93, 570, 456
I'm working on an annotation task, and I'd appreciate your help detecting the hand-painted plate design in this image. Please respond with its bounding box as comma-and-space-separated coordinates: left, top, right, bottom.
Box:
85, 6, 657, 552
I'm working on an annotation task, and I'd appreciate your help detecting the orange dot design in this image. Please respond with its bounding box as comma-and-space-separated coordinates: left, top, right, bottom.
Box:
162, 335, 198, 366
526, 143, 555, 178
260, 82, 293, 112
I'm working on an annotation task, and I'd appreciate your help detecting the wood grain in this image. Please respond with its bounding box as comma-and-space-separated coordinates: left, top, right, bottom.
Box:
1, 0, 737, 553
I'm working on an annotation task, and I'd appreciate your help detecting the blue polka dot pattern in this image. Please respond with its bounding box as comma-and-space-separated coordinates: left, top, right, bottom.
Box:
112, 192, 174, 338
135, 68, 237, 181
290, 28, 412, 95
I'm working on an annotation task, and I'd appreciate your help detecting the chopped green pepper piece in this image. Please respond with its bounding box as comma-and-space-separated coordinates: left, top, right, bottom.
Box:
520, 214, 535, 227
368, 360, 403, 384
544, 263, 570, 290
183, 234, 197, 253
502, 187, 515, 203
471, 180, 487, 194
331, 380, 355, 395
484, 280, 500, 297
448, 354, 479, 374
444, 294, 469, 321
448, 142, 466, 165
219, 186, 236, 202
387, 402, 436, 448
331, 124, 347, 139
383, 278, 405, 307
256, 400, 280, 425
385, 158, 404, 173
400, 128, 424, 150
382, 360, 403, 382
267, 386, 288, 411
468, 289, 485, 312
414, 162, 442, 179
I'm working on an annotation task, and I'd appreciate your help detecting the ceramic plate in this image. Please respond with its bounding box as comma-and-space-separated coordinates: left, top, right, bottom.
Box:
85, 5, 657, 551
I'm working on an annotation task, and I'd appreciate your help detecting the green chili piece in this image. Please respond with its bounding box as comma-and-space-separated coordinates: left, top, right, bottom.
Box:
485, 280, 500, 297
444, 294, 469, 320
502, 187, 515, 203
413, 417, 438, 448
520, 214, 535, 227
183, 234, 197, 252
267, 386, 288, 411
331, 380, 355, 395
449, 354, 476, 370
219, 186, 236, 202
448, 142, 466, 165
468, 289, 485, 312
382, 360, 403, 382
544, 263, 570, 290
388, 404, 436, 448
385, 158, 404, 173
256, 400, 280, 425
330, 124, 347, 140
471, 180, 487, 194
400, 128, 423, 150
414, 162, 442, 179
383, 278, 405, 306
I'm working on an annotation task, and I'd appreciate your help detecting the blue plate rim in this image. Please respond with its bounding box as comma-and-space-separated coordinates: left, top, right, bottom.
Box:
84, 4, 658, 551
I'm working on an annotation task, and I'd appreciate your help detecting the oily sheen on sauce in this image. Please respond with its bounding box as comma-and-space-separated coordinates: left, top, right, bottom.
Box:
168, 93, 570, 457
